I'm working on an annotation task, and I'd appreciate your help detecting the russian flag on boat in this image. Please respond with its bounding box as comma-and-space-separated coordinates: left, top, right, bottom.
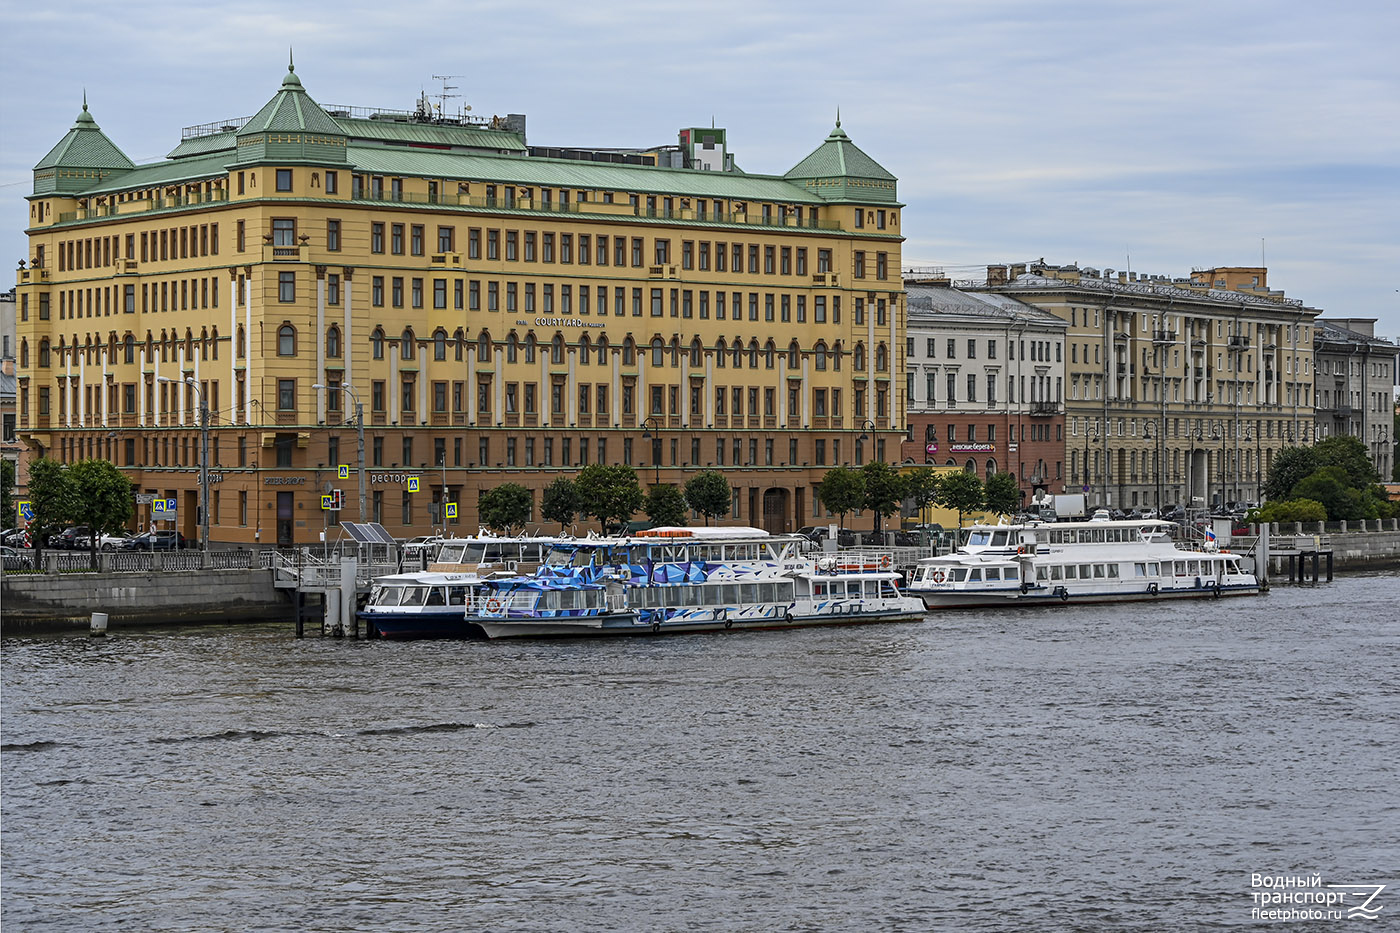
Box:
1204, 527, 1216, 543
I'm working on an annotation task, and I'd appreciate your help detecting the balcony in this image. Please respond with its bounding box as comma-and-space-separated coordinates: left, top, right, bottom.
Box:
114, 259, 139, 275
812, 273, 841, 287
1029, 400, 1062, 416
1152, 329, 1177, 343
430, 253, 463, 267
262, 244, 310, 263
1228, 335, 1250, 351
648, 264, 678, 279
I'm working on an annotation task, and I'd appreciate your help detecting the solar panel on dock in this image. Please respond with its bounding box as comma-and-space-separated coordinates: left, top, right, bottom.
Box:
342, 522, 396, 544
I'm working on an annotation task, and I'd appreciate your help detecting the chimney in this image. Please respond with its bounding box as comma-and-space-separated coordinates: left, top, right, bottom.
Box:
986, 265, 1008, 286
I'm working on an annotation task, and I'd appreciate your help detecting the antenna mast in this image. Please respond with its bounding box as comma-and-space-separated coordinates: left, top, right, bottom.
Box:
431, 74, 463, 121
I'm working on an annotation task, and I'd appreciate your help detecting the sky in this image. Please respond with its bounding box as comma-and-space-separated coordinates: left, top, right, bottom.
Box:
3, 0, 1398, 338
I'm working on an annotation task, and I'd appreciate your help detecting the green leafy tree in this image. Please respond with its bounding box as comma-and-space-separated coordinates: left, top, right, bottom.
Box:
26, 457, 76, 560
983, 472, 1021, 517
817, 467, 865, 530
68, 459, 135, 564
1312, 434, 1381, 489
478, 483, 533, 534
904, 467, 941, 521
540, 477, 579, 533
645, 483, 689, 528
683, 470, 731, 525
936, 469, 985, 537
1256, 498, 1327, 523
0, 458, 16, 529
860, 461, 907, 536
1291, 466, 1361, 521
1263, 446, 1319, 502
575, 464, 644, 533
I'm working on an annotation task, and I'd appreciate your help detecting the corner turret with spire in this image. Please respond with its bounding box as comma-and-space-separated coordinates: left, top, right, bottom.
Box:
233, 53, 349, 166
784, 114, 898, 203
32, 92, 135, 196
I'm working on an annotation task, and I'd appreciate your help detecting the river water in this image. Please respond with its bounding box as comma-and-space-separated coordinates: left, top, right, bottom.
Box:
3, 572, 1397, 931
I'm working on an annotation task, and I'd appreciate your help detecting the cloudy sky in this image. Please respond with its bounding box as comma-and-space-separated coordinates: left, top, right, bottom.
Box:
4, 0, 1398, 337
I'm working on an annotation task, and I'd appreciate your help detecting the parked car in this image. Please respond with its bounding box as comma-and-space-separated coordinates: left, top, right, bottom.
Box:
1, 545, 30, 570
118, 530, 188, 551
0, 528, 29, 547
96, 531, 134, 551
52, 526, 91, 550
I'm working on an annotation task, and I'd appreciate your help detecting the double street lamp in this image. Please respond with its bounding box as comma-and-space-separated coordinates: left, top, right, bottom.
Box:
158, 375, 208, 552
313, 383, 367, 522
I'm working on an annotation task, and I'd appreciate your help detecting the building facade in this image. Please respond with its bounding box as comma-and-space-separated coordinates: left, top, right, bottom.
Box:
1313, 318, 1394, 480
982, 262, 1320, 512
16, 64, 905, 543
900, 278, 1067, 497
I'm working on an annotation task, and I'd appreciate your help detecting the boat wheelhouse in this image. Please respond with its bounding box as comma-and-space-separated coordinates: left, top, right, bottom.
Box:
909, 519, 1258, 609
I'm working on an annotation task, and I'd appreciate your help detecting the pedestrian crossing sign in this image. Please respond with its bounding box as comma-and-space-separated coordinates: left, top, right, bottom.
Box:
407, 477, 419, 492
321, 494, 334, 510
445, 502, 457, 520
338, 464, 350, 480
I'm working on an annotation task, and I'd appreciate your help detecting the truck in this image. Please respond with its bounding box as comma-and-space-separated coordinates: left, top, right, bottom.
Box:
1028, 492, 1086, 521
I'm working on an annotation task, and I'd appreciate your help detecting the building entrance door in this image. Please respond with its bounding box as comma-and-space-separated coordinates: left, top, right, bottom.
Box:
762, 488, 789, 535
277, 492, 294, 546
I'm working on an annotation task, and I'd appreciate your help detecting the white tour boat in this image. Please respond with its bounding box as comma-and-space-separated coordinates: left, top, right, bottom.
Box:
908, 518, 1258, 609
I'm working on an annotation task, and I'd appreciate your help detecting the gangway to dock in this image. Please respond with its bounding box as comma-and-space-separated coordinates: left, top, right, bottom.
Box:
272, 523, 402, 637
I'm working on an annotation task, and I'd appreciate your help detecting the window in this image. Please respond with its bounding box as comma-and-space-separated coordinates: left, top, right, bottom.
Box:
276, 169, 292, 191
277, 379, 296, 410
326, 326, 341, 358
371, 223, 384, 253
278, 271, 295, 302
277, 325, 296, 356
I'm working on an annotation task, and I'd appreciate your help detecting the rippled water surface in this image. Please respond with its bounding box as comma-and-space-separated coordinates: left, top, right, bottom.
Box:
4, 573, 1398, 931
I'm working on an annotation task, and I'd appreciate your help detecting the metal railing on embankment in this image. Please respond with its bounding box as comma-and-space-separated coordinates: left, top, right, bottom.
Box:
3, 549, 265, 575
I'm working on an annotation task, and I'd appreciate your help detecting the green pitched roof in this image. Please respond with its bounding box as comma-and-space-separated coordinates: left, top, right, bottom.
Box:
784, 121, 897, 203
234, 60, 349, 165
337, 116, 527, 152
32, 97, 134, 194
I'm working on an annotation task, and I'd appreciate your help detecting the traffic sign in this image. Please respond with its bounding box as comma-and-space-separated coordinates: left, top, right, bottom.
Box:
338, 464, 350, 480
135, 493, 155, 505
152, 499, 167, 514
445, 502, 457, 520
321, 490, 345, 511
321, 494, 334, 511
18, 500, 33, 523
406, 477, 420, 492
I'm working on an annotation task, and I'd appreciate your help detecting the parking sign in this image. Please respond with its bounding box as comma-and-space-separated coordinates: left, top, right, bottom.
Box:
406, 477, 419, 492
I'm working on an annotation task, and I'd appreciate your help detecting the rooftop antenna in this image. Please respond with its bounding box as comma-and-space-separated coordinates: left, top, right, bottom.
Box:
432, 74, 462, 120
1261, 237, 1266, 269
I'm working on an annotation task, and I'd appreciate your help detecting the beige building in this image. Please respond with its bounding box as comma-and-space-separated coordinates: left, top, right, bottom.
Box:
1313, 318, 1394, 480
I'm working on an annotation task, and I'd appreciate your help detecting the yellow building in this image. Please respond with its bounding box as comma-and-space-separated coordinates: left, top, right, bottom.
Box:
16, 64, 905, 544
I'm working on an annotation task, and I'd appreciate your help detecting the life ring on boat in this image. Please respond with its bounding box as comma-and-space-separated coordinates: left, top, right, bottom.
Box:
1147, 582, 1159, 595
652, 622, 661, 633
1194, 577, 1202, 589
784, 611, 794, 624
1058, 587, 1069, 602
485, 597, 503, 613
1019, 580, 1029, 595
724, 619, 733, 629
1212, 582, 1222, 599
931, 569, 946, 584
879, 554, 892, 569
1016, 545, 1026, 555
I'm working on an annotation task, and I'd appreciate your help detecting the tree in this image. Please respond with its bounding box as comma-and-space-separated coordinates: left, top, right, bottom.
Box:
0, 458, 15, 530
1312, 434, 1381, 489
478, 483, 533, 534
69, 459, 135, 564
1290, 466, 1361, 521
540, 477, 579, 533
684, 470, 731, 525
1263, 446, 1319, 502
983, 472, 1021, 517
904, 467, 941, 523
936, 469, 985, 537
574, 464, 644, 533
26, 457, 76, 560
860, 461, 906, 536
645, 483, 689, 528
1256, 498, 1327, 523
817, 467, 865, 530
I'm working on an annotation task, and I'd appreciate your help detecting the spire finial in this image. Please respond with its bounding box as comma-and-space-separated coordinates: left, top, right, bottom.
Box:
835, 106, 841, 128
83, 88, 88, 112
288, 47, 295, 72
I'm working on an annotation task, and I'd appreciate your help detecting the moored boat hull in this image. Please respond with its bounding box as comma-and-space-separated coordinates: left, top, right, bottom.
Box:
916, 581, 1260, 610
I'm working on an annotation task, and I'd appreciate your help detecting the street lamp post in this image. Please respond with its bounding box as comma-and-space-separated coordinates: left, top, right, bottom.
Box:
1211, 423, 1227, 513
313, 383, 366, 523
640, 417, 660, 486
1144, 421, 1162, 516
159, 375, 209, 552
1083, 420, 1099, 505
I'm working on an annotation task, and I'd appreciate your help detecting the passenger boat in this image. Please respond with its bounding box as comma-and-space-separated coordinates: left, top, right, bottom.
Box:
360, 533, 561, 639
462, 526, 926, 638
908, 518, 1259, 609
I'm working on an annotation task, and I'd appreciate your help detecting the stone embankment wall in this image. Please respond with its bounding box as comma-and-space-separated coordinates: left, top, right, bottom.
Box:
1, 570, 290, 632
1248, 519, 1400, 570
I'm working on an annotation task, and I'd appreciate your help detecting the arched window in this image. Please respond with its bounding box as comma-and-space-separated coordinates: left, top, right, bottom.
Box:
669, 337, 681, 367
985, 459, 997, 480
371, 327, 385, 360
716, 338, 728, 368
764, 340, 776, 369
199, 327, 209, 361
433, 328, 447, 361
965, 459, 977, 473
326, 325, 341, 359
579, 334, 592, 365
185, 329, 194, 360
454, 328, 465, 362
108, 334, 118, 361
876, 342, 888, 372
236, 326, 246, 359
831, 340, 842, 371
854, 342, 866, 371
731, 340, 742, 368
277, 325, 296, 356
596, 335, 609, 365
650, 338, 664, 367
124, 334, 136, 364
507, 332, 519, 363
400, 328, 415, 360
788, 341, 800, 369
525, 333, 537, 363
39, 338, 51, 367
552, 334, 565, 364
477, 330, 491, 360
814, 341, 828, 371
211, 326, 220, 361
621, 337, 635, 365
690, 338, 703, 367
146, 332, 155, 361
19, 339, 28, 368
748, 339, 759, 369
